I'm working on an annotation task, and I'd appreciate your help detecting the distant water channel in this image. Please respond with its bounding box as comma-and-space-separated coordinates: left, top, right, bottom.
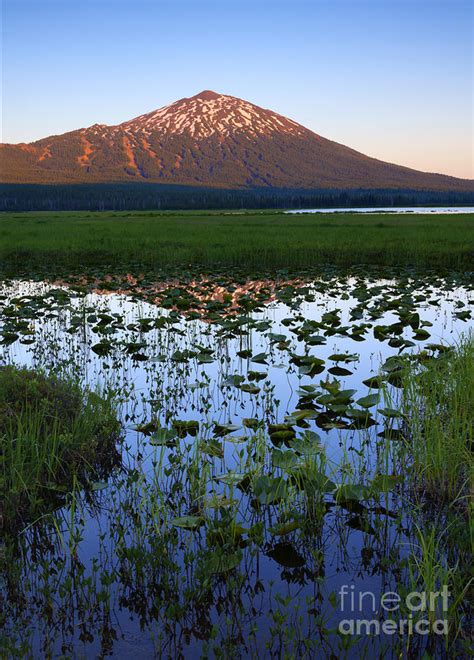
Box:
286, 206, 474, 214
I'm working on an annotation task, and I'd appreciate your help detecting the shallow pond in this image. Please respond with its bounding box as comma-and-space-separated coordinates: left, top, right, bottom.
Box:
1, 273, 472, 658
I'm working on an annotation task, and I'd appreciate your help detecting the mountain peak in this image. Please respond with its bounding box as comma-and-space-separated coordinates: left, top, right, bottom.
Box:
121, 90, 306, 139
190, 90, 222, 101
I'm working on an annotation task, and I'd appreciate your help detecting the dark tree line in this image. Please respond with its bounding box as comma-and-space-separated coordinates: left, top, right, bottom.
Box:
0, 184, 472, 212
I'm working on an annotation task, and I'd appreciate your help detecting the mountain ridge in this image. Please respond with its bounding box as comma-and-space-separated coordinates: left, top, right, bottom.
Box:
1, 90, 473, 191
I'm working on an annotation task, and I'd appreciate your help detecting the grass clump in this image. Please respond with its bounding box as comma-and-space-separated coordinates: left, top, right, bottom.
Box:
401, 335, 473, 502
0, 366, 122, 531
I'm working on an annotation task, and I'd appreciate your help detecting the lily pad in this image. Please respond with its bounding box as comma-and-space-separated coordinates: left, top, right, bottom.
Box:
171, 516, 203, 530
267, 542, 305, 568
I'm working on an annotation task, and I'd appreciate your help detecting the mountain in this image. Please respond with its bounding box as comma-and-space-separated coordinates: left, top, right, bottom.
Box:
1, 90, 472, 191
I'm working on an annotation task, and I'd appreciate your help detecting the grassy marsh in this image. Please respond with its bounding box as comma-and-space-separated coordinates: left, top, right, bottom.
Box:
0, 210, 473, 271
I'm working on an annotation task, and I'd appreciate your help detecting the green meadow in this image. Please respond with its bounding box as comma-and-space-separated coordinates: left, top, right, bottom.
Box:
0, 210, 472, 271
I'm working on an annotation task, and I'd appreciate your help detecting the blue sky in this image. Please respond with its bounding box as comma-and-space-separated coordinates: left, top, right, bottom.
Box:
2, 0, 473, 177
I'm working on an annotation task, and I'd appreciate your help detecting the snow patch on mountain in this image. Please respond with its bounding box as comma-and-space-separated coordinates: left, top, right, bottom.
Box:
119, 91, 307, 139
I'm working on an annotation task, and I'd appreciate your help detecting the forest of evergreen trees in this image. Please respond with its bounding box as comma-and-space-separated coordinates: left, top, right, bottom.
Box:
0, 183, 472, 212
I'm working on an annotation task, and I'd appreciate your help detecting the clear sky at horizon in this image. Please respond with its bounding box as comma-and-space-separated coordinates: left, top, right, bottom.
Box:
2, 0, 473, 178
